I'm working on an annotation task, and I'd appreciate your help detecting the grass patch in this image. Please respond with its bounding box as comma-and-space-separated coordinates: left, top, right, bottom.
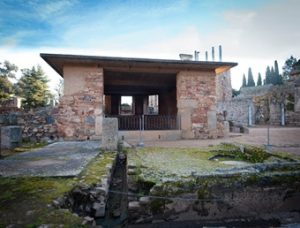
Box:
0, 151, 116, 227
79, 152, 116, 186
0, 177, 80, 227
127, 147, 230, 183
209, 143, 271, 163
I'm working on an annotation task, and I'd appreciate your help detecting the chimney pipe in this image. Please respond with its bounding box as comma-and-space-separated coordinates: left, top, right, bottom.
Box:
212, 47, 215, 61
205, 51, 208, 61
219, 45, 222, 61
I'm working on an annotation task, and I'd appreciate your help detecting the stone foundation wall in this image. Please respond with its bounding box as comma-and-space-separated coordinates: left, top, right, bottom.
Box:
0, 107, 57, 144
127, 167, 300, 225
177, 70, 220, 139
54, 66, 104, 140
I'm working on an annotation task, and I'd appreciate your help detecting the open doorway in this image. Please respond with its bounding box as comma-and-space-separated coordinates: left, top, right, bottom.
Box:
148, 95, 159, 115
120, 96, 133, 115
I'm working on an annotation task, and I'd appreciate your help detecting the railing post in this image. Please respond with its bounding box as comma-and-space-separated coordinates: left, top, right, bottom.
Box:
137, 115, 144, 147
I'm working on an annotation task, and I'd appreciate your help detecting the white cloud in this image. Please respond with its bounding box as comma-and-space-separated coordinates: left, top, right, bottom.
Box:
1, 0, 299, 91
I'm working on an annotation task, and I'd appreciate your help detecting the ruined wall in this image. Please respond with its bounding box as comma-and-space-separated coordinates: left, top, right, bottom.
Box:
54, 65, 104, 140
0, 107, 57, 144
177, 70, 219, 139
217, 98, 255, 125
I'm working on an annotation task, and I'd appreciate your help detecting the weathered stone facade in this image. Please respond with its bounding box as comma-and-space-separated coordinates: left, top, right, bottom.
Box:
177, 70, 219, 139
54, 66, 103, 140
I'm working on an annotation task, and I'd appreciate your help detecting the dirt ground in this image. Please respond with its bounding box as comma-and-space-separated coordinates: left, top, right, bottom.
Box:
136, 127, 300, 157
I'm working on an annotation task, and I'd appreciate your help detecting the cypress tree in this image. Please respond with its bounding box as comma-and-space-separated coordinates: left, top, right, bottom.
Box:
265, 66, 271, 84
247, 67, 255, 87
242, 74, 247, 87
270, 67, 275, 84
257, 73, 262, 86
274, 60, 282, 85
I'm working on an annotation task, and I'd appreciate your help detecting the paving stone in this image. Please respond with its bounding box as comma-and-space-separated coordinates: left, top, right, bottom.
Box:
0, 141, 101, 177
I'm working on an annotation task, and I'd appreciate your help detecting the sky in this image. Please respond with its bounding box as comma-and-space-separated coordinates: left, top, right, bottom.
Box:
0, 0, 299, 91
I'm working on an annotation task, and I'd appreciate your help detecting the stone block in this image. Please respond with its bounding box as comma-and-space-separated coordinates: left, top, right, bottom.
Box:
1, 126, 22, 149
207, 111, 217, 130
95, 115, 102, 136
102, 118, 118, 151
93, 202, 106, 217
128, 201, 140, 211
223, 121, 230, 138
178, 99, 198, 108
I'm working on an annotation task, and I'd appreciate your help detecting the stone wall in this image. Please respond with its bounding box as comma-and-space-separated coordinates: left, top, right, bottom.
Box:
54, 65, 104, 140
0, 107, 57, 144
218, 83, 300, 127
217, 98, 254, 125
177, 70, 219, 139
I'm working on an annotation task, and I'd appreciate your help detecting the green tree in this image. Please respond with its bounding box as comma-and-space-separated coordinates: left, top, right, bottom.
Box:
242, 74, 247, 87
265, 66, 271, 84
282, 56, 298, 81
257, 73, 262, 86
0, 61, 18, 101
16, 65, 52, 109
247, 67, 255, 87
273, 60, 283, 85
270, 67, 275, 84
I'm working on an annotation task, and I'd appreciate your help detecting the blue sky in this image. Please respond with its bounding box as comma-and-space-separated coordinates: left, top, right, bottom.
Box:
0, 0, 299, 90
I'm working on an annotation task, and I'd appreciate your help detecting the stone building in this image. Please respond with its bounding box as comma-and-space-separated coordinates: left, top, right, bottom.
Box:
41, 54, 237, 141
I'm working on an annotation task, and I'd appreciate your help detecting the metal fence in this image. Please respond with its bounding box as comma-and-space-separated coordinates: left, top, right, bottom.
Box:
106, 115, 181, 131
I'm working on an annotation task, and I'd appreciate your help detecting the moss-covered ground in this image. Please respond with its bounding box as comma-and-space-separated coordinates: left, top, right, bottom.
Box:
127, 143, 299, 184
0, 151, 116, 227
128, 144, 300, 218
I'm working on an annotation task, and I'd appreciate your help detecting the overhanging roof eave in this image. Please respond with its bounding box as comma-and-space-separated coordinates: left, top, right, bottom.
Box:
40, 53, 238, 77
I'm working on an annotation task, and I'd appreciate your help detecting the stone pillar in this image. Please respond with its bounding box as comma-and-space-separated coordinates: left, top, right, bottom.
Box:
0, 126, 22, 149
177, 70, 218, 139
102, 118, 118, 151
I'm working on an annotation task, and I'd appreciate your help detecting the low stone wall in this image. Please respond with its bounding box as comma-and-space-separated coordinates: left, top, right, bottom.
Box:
127, 164, 300, 225
217, 98, 254, 126
0, 107, 58, 144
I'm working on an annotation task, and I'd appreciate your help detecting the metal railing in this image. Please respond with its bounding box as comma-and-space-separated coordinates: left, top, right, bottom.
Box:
105, 115, 181, 131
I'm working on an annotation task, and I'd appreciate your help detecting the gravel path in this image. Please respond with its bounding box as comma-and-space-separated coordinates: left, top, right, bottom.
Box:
0, 141, 101, 177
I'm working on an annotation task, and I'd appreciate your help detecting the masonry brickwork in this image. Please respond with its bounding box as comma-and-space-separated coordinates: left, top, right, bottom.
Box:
177, 70, 222, 139
54, 66, 104, 140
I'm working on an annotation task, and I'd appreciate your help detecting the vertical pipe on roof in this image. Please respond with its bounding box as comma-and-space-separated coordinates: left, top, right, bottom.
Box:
212, 47, 215, 61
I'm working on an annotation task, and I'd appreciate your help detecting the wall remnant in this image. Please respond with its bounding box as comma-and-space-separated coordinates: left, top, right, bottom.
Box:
0, 107, 58, 144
